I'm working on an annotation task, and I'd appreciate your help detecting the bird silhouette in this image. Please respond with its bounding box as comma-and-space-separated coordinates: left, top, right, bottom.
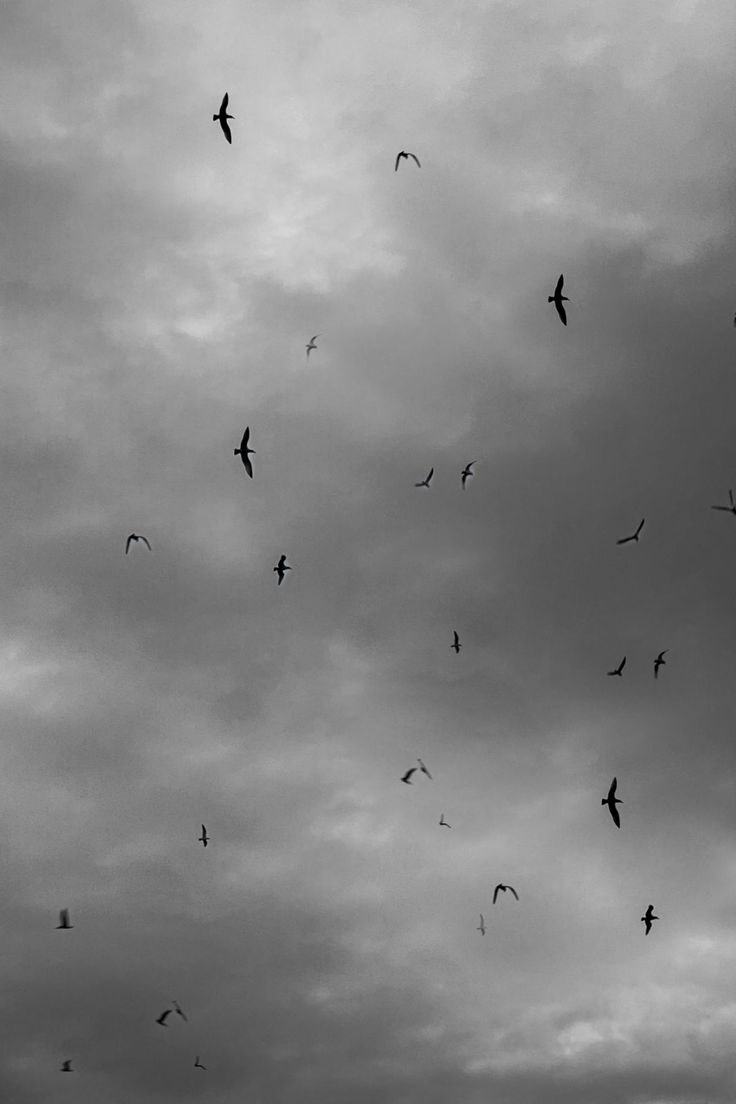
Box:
234, 427, 255, 478
194, 1056, 207, 1070
461, 461, 476, 489
306, 335, 319, 358
417, 758, 432, 779
607, 656, 626, 677
173, 1000, 188, 1022
616, 519, 645, 545
274, 554, 291, 585
125, 533, 151, 554
213, 92, 233, 143
492, 884, 519, 903
56, 909, 73, 929
60, 1060, 73, 1072
477, 914, 486, 936
401, 767, 417, 784
199, 824, 209, 848
641, 904, 659, 935
439, 813, 452, 828
415, 468, 434, 488
395, 151, 421, 171
653, 650, 668, 679
548, 274, 569, 326
711, 489, 736, 514
451, 630, 462, 653
602, 777, 622, 828
156, 1009, 172, 1026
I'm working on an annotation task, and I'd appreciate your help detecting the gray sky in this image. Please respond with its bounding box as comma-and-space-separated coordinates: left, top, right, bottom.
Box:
2, 0, 736, 1101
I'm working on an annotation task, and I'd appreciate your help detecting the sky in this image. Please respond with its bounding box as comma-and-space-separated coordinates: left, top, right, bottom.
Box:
1, 0, 736, 1101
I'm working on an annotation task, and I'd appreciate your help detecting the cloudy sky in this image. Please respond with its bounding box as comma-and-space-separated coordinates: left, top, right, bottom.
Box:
2, 0, 736, 1101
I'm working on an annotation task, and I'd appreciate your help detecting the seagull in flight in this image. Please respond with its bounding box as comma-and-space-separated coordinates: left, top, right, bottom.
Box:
395, 151, 421, 171
492, 884, 519, 903
199, 824, 209, 848
653, 650, 668, 679
213, 93, 234, 143
548, 274, 569, 326
607, 656, 626, 677
274, 554, 291, 585
417, 758, 432, 779
125, 533, 151, 554
461, 461, 476, 489
234, 427, 255, 478
617, 518, 645, 545
641, 904, 659, 935
401, 767, 417, 784
173, 1000, 188, 1022
711, 489, 736, 514
451, 630, 462, 653
56, 909, 73, 930
306, 335, 320, 358
60, 1060, 73, 1072
602, 776, 622, 828
415, 467, 434, 488
477, 913, 486, 935
156, 1009, 172, 1026
439, 813, 452, 828
194, 1056, 207, 1070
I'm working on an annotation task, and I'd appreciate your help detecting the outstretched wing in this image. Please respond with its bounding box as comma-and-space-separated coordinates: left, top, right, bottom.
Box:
140, 536, 152, 551
635, 518, 645, 537
410, 153, 421, 167
240, 427, 250, 450
555, 273, 564, 296
426, 467, 434, 483
125, 535, 133, 554
220, 118, 232, 144
609, 804, 621, 828
608, 777, 618, 800
508, 885, 519, 900
492, 885, 500, 904
555, 299, 567, 326
394, 152, 402, 171
220, 92, 229, 113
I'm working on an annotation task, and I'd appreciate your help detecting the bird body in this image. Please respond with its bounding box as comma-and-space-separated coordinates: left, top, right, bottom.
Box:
548, 274, 569, 326
125, 533, 151, 554
492, 883, 519, 903
56, 909, 73, 929
234, 427, 255, 478
199, 824, 209, 847
461, 461, 476, 489
602, 776, 622, 828
213, 92, 233, 143
415, 467, 434, 488
451, 631, 462, 653
274, 554, 291, 585
607, 656, 626, 677
641, 904, 659, 934
654, 650, 668, 678
616, 519, 645, 545
395, 151, 421, 171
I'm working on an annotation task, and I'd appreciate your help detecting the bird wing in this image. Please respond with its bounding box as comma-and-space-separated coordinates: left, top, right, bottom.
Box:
508, 886, 519, 900
141, 536, 151, 550
453, 631, 459, 645
125, 535, 133, 554
310, 335, 319, 343
221, 118, 232, 143
427, 467, 434, 482
657, 651, 667, 661
610, 804, 621, 828
555, 300, 567, 325
635, 518, 645, 536
616, 534, 632, 544
243, 454, 253, 478
492, 885, 500, 903
401, 768, 416, 783
555, 274, 564, 296
410, 153, 421, 167
220, 92, 229, 112
712, 506, 731, 510
731, 490, 735, 507
394, 152, 402, 171
240, 427, 250, 450
608, 777, 618, 799
620, 656, 626, 672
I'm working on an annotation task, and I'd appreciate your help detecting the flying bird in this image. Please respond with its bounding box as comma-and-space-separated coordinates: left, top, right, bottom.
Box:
173, 1000, 188, 1022
156, 1009, 172, 1026
439, 813, 452, 828
653, 650, 668, 679
602, 776, 622, 828
641, 904, 659, 935
492, 884, 519, 903
395, 151, 421, 171
199, 824, 209, 848
451, 630, 462, 653
194, 1056, 207, 1070
125, 533, 151, 554
213, 92, 234, 143
234, 427, 255, 478
616, 518, 645, 545
306, 335, 319, 358
60, 1060, 73, 1072
415, 467, 434, 488
461, 461, 476, 489
417, 758, 432, 779
401, 767, 417, 784
274, 554, 291, 585
711, 489, 736, 514
56, 909, 73, 929
607, 656, 626, 677
548, 274, 569, 326
477, 914, 486, 936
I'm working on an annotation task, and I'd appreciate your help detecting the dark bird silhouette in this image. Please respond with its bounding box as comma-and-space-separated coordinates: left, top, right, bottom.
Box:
607, 656, 626, 677
461, 461, 476, 489
306, 335, 319, 358
60, 1060, 73, 1072
451, 630, 462, 653
195, 1056, 207, 1070
156, 1009, 172, 1026
548, 274, 569, 326
417, 758, 432, 779
477, 913, 486, 935
125, 533, 151, 554
711, 489, 736, 514
641, 904, 659, 935
274, 554, 291, 585
56, 908, 73, 929
395, 151, 421, 171
653, 650, 668, 679
199, 824, 209, 847
401, 767, 417, 784
602, 776, 622, 828
492, 884, 519, 903
616, 518, 645, 545
439, 813, 452, 828
415, 467, 434, 488
173, 1000, 188, 1022
234, 427, 255, 478
213, 92, 233, 143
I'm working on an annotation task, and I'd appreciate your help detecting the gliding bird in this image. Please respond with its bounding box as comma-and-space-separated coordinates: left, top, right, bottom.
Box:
616, 519, 645, 545
602, 777, 622, 828
195, 1056, 207, 1070
548, 274, 569, 326
607, 656, 626, 677
415, 468, 434, 488
417, 758, 432, 779
641, 904, 659, 935
274, 554, 291, 585
234, 427, 255, 478
439, 814, 452, 828
461, 461, 476, 488
213, 93, 233, 143
306, 335, 319, 358
653, 650, 668, 678
451, 631, 462, 653
199, 825, 209, 848
56, 909, 73, 929
712, 489, 736, 515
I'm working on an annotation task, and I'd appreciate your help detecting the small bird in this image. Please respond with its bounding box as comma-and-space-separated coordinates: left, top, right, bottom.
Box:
417, 758, 432, 779
156, 1009, 172, 1026
274, 554, 291, 585
617, 519, 645, 545
641, 904, 659, 935
125, 533, 151, 554
306, 335, 319, 358
493, 884, 519, 903
602, 776, 622, 828
607, 656, 626, 677
60, 1060, 73, 1072
439, 813, 452, 828
213, 92, 234, 143
451, 630, 462, 654
194, 1056, 207, 1070
477, 913, 486, 936
234, 427, 255, 478
395, 151, 421, 171
415, 467, 434, 488
401, 767, 417, 784
711, 489, 736, 514
548, 274, 569, 326
461, 461, 476, 489
56, 909, 73, 929
653, 650, 668, 679
199, 824, 209, 847
173, 1000, 188, 1022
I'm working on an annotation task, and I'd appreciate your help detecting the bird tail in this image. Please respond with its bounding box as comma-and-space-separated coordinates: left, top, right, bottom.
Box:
213, 114, 219, 121
601, 798, 606, 805
234, 449, 239, 455
547, 296, 554, 303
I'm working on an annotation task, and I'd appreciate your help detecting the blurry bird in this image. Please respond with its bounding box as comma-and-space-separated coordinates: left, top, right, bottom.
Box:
234, 427, 255, 478
477, 914, 486, 935
602, 777, 622, 828
548, 274, 569, 326
439, 813, 452, 828
213, 92, 233, 143
125, 533, 151, 554
194, 1056, 207, 1070
395, 151, 421, 171
461, 461, 476, 488
60, 1060, 73, 1072
653, 650, 668, 679
641, 904, 659, 935
415, 468, 434, 488
711, 489, 736, 515
493, 884, 519, 903
401, 767, 417, 784
607, 656, 626, 677
199, 824, 209, 847
306, 335, 319, 358
173, 1000, 188, 1022
417, 758, 432, 779
156, 1010, 172, 1026
56, 909, 73, 929
617, 519, 645, 545
451, 630, 462, 653
274, 554, 291, 585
